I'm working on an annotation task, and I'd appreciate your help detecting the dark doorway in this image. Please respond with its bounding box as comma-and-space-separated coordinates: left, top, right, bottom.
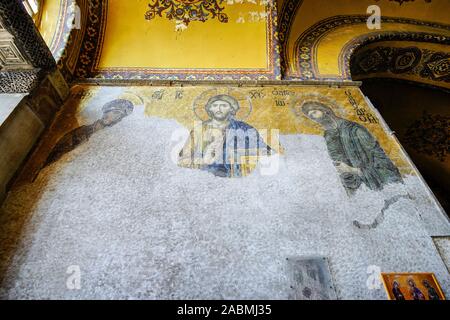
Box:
359, 79, 449, 215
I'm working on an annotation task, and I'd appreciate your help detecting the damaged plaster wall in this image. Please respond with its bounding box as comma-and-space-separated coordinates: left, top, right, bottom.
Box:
0, 85, 448, 299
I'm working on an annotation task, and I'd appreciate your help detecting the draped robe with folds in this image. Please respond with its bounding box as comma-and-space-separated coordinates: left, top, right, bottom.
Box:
324, 118, 403, 194
45, 122, 100, 167
178, 118, 273, 178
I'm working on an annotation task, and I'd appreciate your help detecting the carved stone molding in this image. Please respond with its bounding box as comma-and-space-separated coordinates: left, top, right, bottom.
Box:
0, 1, 57, 93
0, 0, 55, 70
0, 21, 31, 70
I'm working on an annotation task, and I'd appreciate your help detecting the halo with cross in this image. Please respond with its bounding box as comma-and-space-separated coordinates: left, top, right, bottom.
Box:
192, 88, 253, 122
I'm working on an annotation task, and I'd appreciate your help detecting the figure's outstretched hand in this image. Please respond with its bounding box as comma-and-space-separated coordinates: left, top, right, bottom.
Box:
334, 161, 362, 176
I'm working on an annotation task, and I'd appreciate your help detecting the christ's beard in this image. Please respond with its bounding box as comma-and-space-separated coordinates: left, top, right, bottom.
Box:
211, 113, 232, 122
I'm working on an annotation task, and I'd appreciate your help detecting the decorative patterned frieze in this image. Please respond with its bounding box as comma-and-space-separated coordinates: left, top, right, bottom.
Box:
0, 69, 42, 93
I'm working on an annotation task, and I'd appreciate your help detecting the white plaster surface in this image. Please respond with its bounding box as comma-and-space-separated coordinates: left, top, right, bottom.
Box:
0, 107, 449, 299
0, 96, 43, 202
0, 94, 27, 125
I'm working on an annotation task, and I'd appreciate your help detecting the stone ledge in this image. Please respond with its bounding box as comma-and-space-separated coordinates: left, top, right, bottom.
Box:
72, 78, 363, 88
0, 93, 26, 125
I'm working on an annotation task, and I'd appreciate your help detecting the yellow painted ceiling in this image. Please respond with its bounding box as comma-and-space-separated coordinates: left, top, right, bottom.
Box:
37, 0, 450, 79
38, 0, 61, 51
97, 0, 269, 70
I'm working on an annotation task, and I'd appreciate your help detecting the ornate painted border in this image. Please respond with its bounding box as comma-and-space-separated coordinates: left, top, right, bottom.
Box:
74, 0, 104, 79
75, 0, 281, 81
278, 0, 303, 78
341, 32, 450, 79
350, 44, 450, 91
291, 15, 450, 80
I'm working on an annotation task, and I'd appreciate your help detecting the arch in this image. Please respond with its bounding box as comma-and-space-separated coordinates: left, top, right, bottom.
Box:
341, 32, 450, 79
347, 38, 450, 91
22, 0, 44, 26
288, 15, 450, 80
37, 0, 89, 81
277, 0, 304, 76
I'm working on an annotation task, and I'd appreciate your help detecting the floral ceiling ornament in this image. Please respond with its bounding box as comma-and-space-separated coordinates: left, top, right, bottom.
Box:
145, 0, 229, 26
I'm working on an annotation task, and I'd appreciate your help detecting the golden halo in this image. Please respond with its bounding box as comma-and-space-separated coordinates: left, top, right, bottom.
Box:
193, 88, 253, 122
118, 91, 145, 106
290, 93, 345, 120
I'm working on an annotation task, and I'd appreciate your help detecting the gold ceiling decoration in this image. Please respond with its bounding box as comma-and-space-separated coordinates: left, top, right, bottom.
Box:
144, 0, 229, 26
